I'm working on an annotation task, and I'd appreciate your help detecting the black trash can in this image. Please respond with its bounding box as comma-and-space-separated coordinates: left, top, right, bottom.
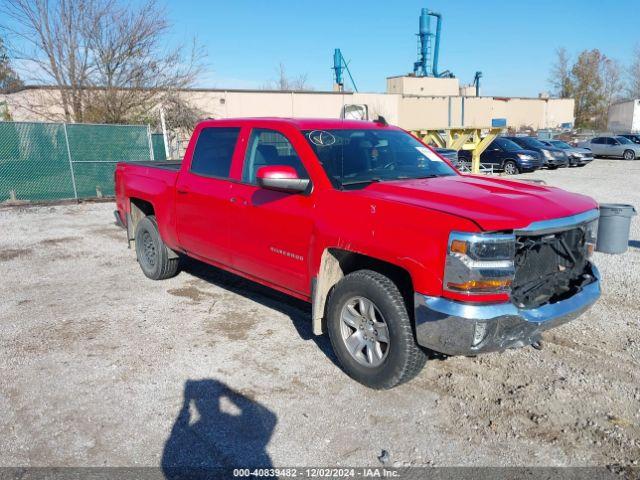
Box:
596, 204, 637, 254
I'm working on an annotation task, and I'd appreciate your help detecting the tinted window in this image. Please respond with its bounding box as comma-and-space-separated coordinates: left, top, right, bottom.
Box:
550, 140, 571, 149
605, 137, 618, 145
616, 136, 633, 144
242, 129, 309, 184
591, 138, 604, 144
190, 127, 240, 178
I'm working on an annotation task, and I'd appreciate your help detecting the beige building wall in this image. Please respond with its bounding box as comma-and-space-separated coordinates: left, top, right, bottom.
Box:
1, 87, 574, 131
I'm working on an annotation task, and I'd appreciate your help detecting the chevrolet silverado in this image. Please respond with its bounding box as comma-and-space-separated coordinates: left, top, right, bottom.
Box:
114, 118, 601, 389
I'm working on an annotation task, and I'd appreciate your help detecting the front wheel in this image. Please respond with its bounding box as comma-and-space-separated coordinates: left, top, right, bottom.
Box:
623, 150, 636, 160
326, 270, 427, 389
503, 160, 519, 175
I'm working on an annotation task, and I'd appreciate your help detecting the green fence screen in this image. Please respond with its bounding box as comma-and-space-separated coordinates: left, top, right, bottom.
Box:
151, 133, 167, 161
0, 121, 161, 202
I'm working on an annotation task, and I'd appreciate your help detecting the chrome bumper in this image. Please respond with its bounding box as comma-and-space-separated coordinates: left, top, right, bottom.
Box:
414, 267, 601, 356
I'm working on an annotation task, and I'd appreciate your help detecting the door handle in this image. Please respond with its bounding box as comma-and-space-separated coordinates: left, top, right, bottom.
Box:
177, 188, 189, 195
230, 196, 237, 203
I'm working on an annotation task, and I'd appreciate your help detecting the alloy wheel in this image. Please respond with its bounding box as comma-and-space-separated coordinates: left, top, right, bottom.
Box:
339, 296, 390, 367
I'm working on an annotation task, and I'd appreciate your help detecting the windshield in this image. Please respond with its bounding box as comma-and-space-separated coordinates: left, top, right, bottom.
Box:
616, 136, 633, 144
495, 138, 522, 152
518, 137, 547, 148
550, 140, 571, 149
302, 129, 457, 188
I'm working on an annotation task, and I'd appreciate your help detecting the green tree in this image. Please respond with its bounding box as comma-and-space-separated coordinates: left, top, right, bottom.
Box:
0, 36, 23, 94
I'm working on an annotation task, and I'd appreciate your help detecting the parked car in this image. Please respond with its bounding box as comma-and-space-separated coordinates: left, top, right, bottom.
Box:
434, 147, 459, 166
115, 117, 602, 389
618, 134, 640, 145
541, 140, 594, 167
579, 136, 640, 160
458, 137, 542, 174
503, 136, 569, 169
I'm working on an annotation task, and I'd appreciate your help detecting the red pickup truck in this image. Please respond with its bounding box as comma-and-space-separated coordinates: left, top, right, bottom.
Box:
114, 117, 601, 389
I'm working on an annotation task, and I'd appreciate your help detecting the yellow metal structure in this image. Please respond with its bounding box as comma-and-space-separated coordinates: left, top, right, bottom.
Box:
411, 127, 505, 173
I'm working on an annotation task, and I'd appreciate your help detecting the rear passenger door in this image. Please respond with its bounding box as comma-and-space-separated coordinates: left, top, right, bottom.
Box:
229, 128, 315, 296
590, 138, 604, 156
175, 126, 243, 266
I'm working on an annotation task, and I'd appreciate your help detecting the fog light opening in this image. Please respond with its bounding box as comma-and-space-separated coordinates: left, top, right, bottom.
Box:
472, 322, 489, 348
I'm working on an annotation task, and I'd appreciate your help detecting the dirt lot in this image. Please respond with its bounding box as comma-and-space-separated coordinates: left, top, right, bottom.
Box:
1, 159, 639, 468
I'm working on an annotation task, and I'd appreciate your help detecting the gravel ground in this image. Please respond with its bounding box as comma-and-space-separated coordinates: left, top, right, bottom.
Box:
0, 159, 638, 468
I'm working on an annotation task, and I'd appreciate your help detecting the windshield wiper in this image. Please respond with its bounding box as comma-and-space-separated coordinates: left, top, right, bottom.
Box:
411, 175, 440, 179
340, 177, 382, 187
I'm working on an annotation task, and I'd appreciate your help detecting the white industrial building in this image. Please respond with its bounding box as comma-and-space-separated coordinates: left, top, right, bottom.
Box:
608, 100, 640, 133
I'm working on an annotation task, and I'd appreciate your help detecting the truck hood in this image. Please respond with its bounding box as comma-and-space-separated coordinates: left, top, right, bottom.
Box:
355, 174, 598, 231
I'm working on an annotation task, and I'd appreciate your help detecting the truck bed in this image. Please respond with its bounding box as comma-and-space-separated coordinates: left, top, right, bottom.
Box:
127, 161, 182, 171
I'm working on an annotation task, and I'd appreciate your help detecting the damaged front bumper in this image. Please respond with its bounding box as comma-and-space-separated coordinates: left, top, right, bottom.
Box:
414, 266, 601, 356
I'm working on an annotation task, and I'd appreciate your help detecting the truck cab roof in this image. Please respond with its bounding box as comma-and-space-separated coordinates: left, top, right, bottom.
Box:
198, 117, 397, 131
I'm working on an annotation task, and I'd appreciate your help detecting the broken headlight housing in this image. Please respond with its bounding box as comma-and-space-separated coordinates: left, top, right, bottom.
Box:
444, 232, 516, 295
584, 219, 598, 258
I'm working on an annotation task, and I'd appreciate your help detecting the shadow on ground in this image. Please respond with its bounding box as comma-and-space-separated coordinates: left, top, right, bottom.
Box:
180, 256, 336, 363
629, 240, 640, 249
162, 379, 277, 478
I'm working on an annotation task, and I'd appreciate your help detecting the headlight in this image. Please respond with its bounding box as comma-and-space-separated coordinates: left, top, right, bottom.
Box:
572, 152, 584, 158
444, 232, 516, 295
518, 154, 534, 160
542, 150, 553, 159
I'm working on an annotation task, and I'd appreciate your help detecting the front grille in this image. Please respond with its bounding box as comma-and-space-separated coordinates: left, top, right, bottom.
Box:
511, 227, 594, 309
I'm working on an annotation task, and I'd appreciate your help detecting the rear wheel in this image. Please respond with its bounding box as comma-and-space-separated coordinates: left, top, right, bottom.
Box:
503, 160, 519, 175
623, 149, 636, 160
326, 270, 427, 389
135, 215, 180, 280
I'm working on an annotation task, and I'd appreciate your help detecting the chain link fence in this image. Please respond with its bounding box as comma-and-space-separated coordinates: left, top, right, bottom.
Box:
0, 121, 166, 202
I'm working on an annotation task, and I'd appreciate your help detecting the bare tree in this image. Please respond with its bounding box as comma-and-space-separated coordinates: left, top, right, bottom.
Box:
549, 47, 572, 98
0, 35, 23, 94
1, 0, 105, 121
1, 0, 203, 123
627, 44, 640, 100
82, 0, 203, 123
263, 63, 313, 91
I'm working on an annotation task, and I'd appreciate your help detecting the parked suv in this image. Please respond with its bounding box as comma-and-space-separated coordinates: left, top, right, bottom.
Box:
458, 137, 542, 174
580, 136, 640, 160
503, 136, 569, 169
542, 140, 594, 167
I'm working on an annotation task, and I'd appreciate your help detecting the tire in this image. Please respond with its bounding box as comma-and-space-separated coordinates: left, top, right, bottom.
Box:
547, 165, 559, 170
503, 160, 519, 175
623, 150, 635, 160
326, 270, 427, 389
576, 163, 587, 167
135, 215, 180, 280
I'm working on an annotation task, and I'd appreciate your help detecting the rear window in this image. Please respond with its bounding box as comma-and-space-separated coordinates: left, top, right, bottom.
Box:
190, 127, 240, 178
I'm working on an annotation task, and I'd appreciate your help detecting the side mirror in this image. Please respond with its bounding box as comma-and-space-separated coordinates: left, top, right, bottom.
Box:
256, 165, 310, 193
